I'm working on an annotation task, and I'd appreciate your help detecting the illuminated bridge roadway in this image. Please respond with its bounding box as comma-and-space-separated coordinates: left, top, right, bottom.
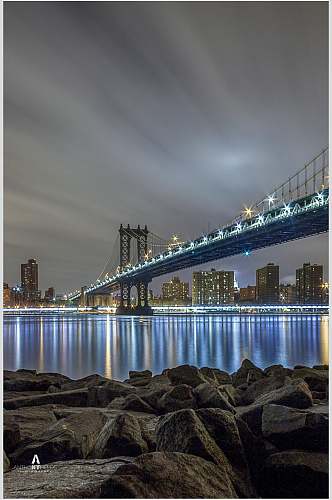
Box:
68, 148, 329, 314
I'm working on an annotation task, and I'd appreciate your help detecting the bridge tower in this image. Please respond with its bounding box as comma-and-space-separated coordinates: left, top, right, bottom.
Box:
117, 224, 153, 315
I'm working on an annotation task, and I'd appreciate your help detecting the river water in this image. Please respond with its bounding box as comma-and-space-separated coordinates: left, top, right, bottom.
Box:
3, 313, 328, 381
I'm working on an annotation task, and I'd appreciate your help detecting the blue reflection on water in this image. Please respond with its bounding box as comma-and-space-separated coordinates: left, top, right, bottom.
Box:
3, 314, 328, 380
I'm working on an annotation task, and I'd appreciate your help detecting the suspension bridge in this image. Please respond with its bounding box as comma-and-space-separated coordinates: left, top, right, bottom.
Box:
68, 147, 329, 314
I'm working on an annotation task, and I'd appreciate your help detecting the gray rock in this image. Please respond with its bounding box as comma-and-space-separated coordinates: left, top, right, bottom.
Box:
11, 409, 107, 465
92, 413, 154, 458
237, 379, 313, 434
194, 382, 235, 413
292, 367, 328, 393
4, 406, 59, 442
200, 367, 232, 385
4, 451, 10, 473
88, 380, 136, 407
156, 409, 255, 497
4, 388, 89, 410
237, 375, 289, 406
264, 364, 293, 378
158, 384, 196, 413
232, 359, 265, 387
111, 393, 156, 414
129, 369, 152, 379
4, 370, 71, 393
3, 415, 21, 453
104, 451, 238, 498
60, 373, 108, 392
260, 450, 328, 498
3, 457, 133, 498
167, 364, 207, 387
137, 384, 171, 410
312, 364, 328, 371
262, 404, 328, 451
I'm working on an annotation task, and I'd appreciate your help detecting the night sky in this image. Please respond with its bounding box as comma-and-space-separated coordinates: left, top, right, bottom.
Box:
4, 2, 328, 295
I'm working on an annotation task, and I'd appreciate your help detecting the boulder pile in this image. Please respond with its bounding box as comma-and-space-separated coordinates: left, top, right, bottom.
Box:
3, 361, 328, 498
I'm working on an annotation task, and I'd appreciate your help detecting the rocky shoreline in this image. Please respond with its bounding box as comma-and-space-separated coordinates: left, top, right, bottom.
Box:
4, 361, 328, 498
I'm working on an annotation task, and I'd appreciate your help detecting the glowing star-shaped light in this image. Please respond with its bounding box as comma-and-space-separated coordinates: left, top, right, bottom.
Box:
243, 206, 253, 218
236, 223, 242, 232
283, 203, 291, 215
244, 250, 250, 256
266, 193, 277, 208
257, 215, 265, 224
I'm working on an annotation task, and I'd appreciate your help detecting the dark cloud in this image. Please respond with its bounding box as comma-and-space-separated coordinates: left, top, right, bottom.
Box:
4, 2, 328, 294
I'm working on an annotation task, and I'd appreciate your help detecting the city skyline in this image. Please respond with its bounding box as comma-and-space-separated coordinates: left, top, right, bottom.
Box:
4, 2, 328, 293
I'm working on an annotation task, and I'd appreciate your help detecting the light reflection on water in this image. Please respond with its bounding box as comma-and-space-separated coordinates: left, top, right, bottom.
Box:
3, 314, 329, 381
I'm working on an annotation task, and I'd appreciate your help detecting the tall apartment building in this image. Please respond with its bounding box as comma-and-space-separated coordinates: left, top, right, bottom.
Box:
192, 269, 234, 305
296, 263, 323, 304
256, 263, 279, 304
279, 284, 297, 304
162, 276, 190, 304
239, 285, 256, 303
21, 258, 41, 304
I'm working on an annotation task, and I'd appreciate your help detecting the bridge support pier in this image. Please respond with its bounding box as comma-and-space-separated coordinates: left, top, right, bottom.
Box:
116, 280, 153, 315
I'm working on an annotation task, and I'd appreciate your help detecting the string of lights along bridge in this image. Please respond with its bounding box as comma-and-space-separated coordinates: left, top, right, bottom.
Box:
68, 147, 329, 314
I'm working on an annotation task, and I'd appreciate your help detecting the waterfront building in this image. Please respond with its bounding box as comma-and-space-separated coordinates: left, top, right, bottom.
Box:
3, 283, 11, 307
296, 263, 323, 304
21, 258, 40, 303
162, 276, 190, 305
279, 283, 297, 304
44, 287, 55, 302
192, 269, 234, 305
239, 285, 256, 303
256, 263, 279, 304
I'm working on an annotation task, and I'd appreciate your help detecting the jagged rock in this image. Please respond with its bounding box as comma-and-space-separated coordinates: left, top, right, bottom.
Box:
219, 384, 242, 406
3, 415, 21, 453
264, 364, 293, 378
123, 377, 153, 387
158, 384, 196, 413
88, 380, 136, 407
4, 370, 71, 392
92, 413, 154, 458
200, 367, 232, 385
4, 406, 59, 441
129, 369, 152, 379
262, 404, 328, 451
4, 388, 89, 410
111, 393, 156, 414
237, 379, 313, 434
156, 409, 255, 497
11, 409, 107, 465
292, 367, 328, 392
4, 451, 10, 472
194, 382, 235, 413
60, 373, 109, 392
237, 375, 290, 406
232, 359, 265, 387
104, 451, 238, 498
260, 451, 328, 498
3, 457, 133, 498
137, 384, 171, 410
166, 364, 207, 387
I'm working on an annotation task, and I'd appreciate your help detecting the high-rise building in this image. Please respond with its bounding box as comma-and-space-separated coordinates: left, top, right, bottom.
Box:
44, 287, 55, 302
192, 269, 234, 305
296, 263, 323, 304
21, 258, 40, 304
279, 284, 297, 304
256, 263, 279, 304
3, 283, 11, 307
162, 276, 190, 305
239, 285, 256, 303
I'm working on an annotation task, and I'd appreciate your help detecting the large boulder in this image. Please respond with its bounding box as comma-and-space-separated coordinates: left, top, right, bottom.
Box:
10, 409, 107, 465
260, 451, 328, 498
4, 370, 71, 393
264, 364, 293, 378
110, 393, 156, 414
60, 373, 108, 392
237, 375, 290, 406
237, 379, 313, 434
200, 367, 232, 385
232, 359, 265, 387
3, 415, 21, 454
292, 367, 328, 393
3, 457, 133, 498
88, 380, 136, 407
158, 384, 196, 413
4, 406, 59, 442
137, 384, 171, 411
129, 369, 152, 379
4, 388, 89, 410
194, 383, 235, 413
103, 451, 238, 498
166, 364, 207, 387
262, 404, 328, 452
156, 409, 255, 497
92, 413, 154, 458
